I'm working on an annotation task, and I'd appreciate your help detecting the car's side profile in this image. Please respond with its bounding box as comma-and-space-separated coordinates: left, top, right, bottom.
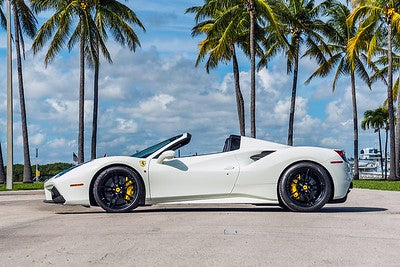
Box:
44, 133, 353, 212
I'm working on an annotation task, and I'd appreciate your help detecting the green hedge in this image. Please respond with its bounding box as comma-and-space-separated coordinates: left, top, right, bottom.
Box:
3, 162, 74, 182
353, 179, 400, 191
0, 182, 44, 191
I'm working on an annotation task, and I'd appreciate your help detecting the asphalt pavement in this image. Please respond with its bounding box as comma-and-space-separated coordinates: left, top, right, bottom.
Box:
0, 188, 399, 266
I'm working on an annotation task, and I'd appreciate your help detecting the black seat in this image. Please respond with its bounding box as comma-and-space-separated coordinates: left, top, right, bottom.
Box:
223, 135, 241, 152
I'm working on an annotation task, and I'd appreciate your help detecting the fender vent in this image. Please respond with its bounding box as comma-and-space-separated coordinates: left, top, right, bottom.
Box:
250, 151, 275, 161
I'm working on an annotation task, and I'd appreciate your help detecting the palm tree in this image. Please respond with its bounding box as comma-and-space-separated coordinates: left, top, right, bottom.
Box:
0, 142, 5, 184
247, 0, 279, 138
369, 52, 400, 103
248, 0, 256, 138
304, 2, 371, 180
187, 0, 278, 137
32, 0, 98, 163
361, 107, 389, 179
0, 1, 6, 28
12, 0, 37, 183
259, 0, 332, 146
348, 0, 400, 180
368, 50, 400, 180
186, 1, 248, 136
382, 107, 391, 180
90, 0, 145, 160
0, 2, 6, 184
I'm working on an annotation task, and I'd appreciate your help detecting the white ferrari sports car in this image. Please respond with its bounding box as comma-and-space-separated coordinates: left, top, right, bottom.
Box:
44, 133, 353, 212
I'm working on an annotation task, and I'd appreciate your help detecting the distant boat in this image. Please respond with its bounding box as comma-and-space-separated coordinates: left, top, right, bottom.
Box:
360, 148, 381, 161
348, 147, 389, 179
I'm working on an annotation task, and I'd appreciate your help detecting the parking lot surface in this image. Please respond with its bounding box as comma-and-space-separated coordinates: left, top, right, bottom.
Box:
1, 188, 399, 266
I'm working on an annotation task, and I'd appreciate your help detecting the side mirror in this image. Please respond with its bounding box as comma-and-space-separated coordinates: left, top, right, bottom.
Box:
157, 150, 175, 164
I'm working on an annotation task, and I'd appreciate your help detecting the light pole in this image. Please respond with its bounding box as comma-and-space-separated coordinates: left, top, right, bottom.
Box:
35, 148, 39, 182
6, 0, 13, 190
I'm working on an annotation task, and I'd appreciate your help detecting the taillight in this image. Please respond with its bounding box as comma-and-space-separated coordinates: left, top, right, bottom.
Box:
334, 149, 347, 161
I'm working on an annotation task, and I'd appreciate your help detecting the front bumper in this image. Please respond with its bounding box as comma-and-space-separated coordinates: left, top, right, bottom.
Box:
44, 173, 91, 206
44, 186, 66, 204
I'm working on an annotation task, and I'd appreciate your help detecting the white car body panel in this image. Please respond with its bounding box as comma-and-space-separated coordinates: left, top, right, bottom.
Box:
44, 133, 353, 207
149, 151, 240, 199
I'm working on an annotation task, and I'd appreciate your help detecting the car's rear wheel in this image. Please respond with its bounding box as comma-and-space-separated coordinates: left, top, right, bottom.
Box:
93, 166, 143, 213
278, 162, 331, 212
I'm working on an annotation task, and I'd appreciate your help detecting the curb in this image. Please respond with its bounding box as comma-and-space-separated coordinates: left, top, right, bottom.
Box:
0, 189, 43, 196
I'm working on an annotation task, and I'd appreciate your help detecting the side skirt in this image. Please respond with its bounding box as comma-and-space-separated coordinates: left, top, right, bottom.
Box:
146, 194, 278, 205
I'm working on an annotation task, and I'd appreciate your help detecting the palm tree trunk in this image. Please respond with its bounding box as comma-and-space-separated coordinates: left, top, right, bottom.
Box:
288, 35, 300, 146
248, 0, 256, 138
14, 8, 32, 183
91, 38, 99, 160
385, 128, 388, 180
378, 129, 383, 179
232, 45, 245, 136
350, 71, 359, 180
78, 21, 85, 164
396, 62, 400, 177
0, 142, 5, 184
387, 23, 397, 180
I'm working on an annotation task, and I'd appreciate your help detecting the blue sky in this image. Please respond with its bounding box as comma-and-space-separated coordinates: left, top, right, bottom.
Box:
0, 0, 389, 164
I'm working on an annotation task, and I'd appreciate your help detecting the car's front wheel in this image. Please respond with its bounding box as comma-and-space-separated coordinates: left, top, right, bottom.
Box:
93, 166, 143, 212
278, 162, 332, 212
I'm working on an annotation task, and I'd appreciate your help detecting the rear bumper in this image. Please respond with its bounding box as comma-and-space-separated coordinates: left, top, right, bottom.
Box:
329, 181, 352, 204
324, 158, 353, 200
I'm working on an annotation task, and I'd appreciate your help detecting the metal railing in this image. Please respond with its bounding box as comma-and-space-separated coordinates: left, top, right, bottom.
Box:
359, 172, 385, 180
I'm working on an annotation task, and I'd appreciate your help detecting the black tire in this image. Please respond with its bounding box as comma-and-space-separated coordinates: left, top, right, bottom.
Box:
278, 162, 332, 212
278, 200, 289, 211
277, 192, 289, 210
278, 202, 289, 211
93, 166, 143, 213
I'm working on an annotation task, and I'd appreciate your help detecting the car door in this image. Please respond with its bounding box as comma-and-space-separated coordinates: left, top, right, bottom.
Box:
148, 152, 239, 200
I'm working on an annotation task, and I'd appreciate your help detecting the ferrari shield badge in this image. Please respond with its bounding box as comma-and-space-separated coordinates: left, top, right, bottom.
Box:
139, 160, 146, 167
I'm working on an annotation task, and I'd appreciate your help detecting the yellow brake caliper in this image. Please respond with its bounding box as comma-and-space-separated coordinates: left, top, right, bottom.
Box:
290, 174, 301, 200
125, 177, 134, 201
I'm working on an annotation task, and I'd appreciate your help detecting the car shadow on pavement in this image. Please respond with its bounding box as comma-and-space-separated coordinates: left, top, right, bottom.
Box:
55, 206, 387, 215
320, 206, 387, 213
131, 206, 387, 213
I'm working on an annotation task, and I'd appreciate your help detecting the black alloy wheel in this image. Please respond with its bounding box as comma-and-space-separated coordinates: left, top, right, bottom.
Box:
93, 166, 143, 212
278, 162, 331, 212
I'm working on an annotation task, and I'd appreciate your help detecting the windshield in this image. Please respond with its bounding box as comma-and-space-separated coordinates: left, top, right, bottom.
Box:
131, 134, 183, 158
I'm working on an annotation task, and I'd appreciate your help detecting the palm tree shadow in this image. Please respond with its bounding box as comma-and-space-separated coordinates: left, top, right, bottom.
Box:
56, 205, 387, 215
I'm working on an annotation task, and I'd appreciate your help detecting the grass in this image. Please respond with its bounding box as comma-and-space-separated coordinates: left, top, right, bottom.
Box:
0, 182, 44, 191
353, 179, 400, 191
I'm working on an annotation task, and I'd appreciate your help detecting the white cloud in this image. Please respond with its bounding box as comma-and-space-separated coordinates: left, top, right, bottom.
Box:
48, 138, 71, 149
100, 85, 125, 100
30, 133, 45, 146
43, 98, 93, 123
321, 137, 341, 148
112, 118, 138, 134
258, 68, 286, 97
0, 97, 6, 113
319, 81, 389, 154
138, 94, 175, 113
16, 133, 45, 147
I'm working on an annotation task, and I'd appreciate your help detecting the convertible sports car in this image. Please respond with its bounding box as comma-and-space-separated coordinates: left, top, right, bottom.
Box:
44, 133, 353, 212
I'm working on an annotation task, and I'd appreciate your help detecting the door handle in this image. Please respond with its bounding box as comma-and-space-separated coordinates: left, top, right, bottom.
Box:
224, 166, 235, 170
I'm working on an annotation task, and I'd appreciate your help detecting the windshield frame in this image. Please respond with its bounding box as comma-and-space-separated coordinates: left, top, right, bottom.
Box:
131, 134, 184, 159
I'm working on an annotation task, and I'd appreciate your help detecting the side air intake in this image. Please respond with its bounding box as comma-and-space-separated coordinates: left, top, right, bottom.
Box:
250, 151, 275, 161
